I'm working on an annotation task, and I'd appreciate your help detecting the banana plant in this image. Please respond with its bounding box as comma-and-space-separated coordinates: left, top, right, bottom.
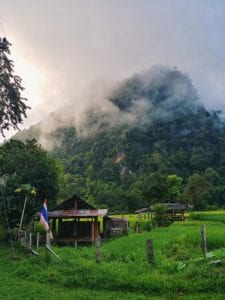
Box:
15, 184, 37, 230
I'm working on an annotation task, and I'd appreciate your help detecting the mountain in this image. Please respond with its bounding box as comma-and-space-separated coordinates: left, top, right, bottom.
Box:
14, 66, 225, 211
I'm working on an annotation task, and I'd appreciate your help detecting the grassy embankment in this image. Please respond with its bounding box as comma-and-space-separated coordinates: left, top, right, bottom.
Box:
2, 213, 225, 299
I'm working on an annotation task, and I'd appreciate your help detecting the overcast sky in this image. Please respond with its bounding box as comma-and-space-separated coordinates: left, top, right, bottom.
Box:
1, 0, 225, 140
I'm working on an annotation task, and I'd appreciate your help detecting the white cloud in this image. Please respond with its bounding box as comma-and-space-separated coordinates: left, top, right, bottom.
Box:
0, 0, 225, 142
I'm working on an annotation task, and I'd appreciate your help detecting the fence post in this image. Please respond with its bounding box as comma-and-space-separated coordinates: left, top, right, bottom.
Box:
95, 236, 101, 263
135, 222, 140, 233
201, 225, 207, 258
46, 232, 51, 261
23, 231, 27, 246
146, 239, 154, 264
29, 232, 32, 249
36, 232, 40, 254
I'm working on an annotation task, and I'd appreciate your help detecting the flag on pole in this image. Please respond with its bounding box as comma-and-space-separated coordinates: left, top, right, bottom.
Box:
40, 199, 49, 232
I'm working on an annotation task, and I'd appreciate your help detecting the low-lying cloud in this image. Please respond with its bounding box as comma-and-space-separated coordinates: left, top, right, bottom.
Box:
34, 65, 206, 150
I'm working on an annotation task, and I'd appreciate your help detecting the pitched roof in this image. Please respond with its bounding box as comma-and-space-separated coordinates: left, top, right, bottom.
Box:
52, 194, 95, 211
135, 208, 150, 214
36, 195, 108, 219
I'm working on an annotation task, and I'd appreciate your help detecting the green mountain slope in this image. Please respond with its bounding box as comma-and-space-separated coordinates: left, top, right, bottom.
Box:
14, 66, 225, 211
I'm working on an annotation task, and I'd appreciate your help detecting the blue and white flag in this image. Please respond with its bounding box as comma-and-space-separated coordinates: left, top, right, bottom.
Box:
40, 199, 49, 232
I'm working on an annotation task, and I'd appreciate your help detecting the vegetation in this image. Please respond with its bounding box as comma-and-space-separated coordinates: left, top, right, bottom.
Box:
0, 139, 64, 226
2, 216, 225, 299
40, 68, 225, 212
0, 37, 30, 137
13, 66, 225, 212
189, 211, 225, 223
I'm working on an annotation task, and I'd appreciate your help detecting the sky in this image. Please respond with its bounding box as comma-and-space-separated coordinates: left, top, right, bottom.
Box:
0, 0, 225, 141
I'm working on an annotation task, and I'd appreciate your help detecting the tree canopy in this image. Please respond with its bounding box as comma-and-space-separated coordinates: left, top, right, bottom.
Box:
0, 139, 64, 226
14, 66, 225, 212
0, 37, 30, 136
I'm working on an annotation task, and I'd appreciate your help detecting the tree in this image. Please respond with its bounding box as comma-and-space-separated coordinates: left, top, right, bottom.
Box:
132, 172, 168, 205
167, 174, 183, 202
183, 173, 209, 210
0, 139, 64, 226
0, 37, 30, 136
15, 183, 36, 230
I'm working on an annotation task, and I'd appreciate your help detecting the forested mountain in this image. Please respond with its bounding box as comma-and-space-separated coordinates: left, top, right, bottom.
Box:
14, 66, 225, 212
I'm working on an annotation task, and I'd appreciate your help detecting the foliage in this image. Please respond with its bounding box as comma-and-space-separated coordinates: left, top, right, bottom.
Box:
152, 204, 170, 227
15, 184, 37, 196
0, 37, 30, 136
0, 139, 64, 226
167, 174, 183, 201
3, 217, 225, 298
14, 67, 225, 212
183, 173, 209, 210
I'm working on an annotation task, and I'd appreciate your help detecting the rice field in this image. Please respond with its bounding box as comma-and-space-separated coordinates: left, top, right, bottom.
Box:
2, 212, 225, 299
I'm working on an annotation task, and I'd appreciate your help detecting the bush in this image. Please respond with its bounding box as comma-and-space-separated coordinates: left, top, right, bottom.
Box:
34, 222, 46, 234
133, 220, 153, 232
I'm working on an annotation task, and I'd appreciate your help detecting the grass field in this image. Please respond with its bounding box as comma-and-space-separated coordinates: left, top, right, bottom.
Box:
2, 213, 225, 299
189, 211, 225, 223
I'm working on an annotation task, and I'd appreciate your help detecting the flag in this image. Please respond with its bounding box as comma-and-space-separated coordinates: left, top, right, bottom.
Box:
40, 199, 49, 232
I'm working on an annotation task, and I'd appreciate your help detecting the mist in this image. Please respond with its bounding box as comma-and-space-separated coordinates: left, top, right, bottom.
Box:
31, 65, 207, 150
0, 0, 225, 142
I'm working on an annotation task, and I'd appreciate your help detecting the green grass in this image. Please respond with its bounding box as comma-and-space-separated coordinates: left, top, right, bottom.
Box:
2, 215, 225, 299
189, 211, 225, 223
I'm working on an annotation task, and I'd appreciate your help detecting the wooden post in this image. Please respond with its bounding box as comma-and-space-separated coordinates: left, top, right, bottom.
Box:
135, 222, 140, 233
23, 231, 27, 246
201, 225, 207, 258
45, 231, 61, 261
95, 236, 101, 263
146, 239, 154, 264
36, 232, 40, 254
29, 232, 32, 249
91, 220, 95, 244
19, 194, 28, 231
46, 231, 51, 261
46, 232, 51, 248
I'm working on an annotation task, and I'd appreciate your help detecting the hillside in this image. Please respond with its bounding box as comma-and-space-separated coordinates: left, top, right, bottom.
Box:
14, 66, 225, 211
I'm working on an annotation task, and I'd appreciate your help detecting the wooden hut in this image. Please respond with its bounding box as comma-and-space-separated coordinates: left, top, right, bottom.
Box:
135, 203, 187, 221
36, 195, 108, 245
163, 203, 186, 221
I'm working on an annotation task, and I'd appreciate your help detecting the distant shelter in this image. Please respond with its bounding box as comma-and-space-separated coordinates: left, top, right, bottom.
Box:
135, 203, 187, 221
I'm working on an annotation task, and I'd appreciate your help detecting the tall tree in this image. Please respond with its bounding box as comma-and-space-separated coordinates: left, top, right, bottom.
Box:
0, 139, 64, 226
0, 37, 30, 136
167, 174, 183, 202
183, 173, 209, 210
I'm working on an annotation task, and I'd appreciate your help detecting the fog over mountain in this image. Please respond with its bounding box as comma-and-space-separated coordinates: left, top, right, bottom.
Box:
13, 65, 225, 211
14, 66, 221, 151
0, 0, 225, 142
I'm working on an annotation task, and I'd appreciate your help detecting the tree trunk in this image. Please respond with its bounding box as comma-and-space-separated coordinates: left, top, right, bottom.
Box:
19, 194, 28, 230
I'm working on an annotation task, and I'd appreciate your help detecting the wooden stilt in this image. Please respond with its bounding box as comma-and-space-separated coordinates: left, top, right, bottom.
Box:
91, 221, 95, 244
